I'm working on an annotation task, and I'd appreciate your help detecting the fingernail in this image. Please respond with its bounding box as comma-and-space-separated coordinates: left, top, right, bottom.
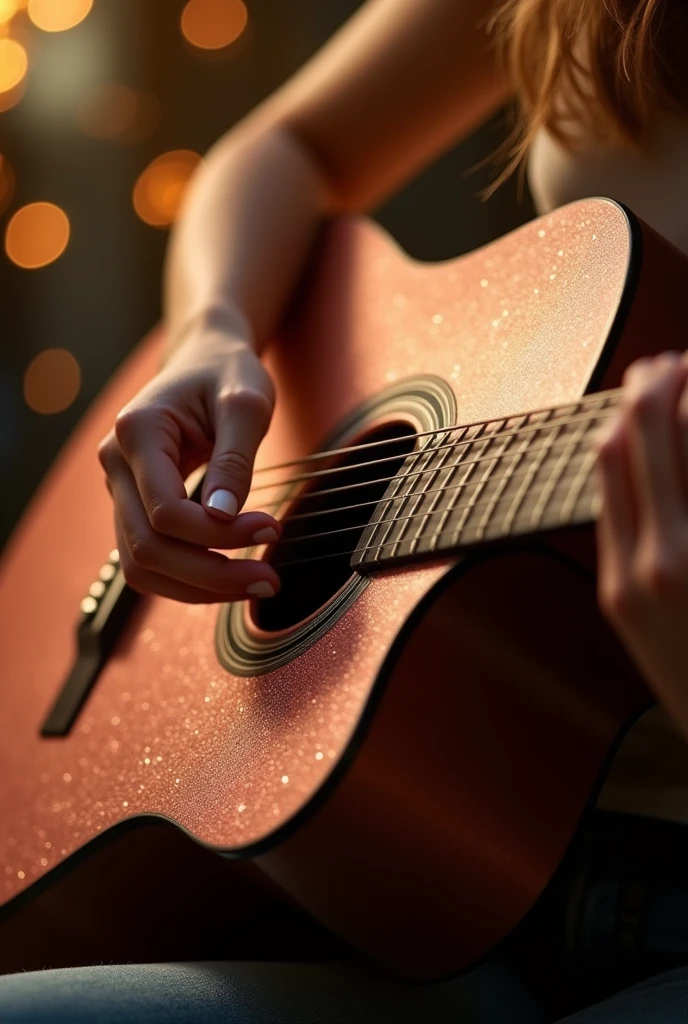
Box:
247, 581, 275, 598
252, 526, 279, 545
206, 489, 238, 517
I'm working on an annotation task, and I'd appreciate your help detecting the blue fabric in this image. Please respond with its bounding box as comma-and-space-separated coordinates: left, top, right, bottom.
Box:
0, 959, 685, 1023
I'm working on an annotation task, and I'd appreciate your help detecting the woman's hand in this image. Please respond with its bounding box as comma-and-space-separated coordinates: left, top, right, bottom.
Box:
595, 351, 688, 731
98, 330, 282, 603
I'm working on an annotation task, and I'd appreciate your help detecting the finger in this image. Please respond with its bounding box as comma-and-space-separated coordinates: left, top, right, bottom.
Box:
202, 389, 273, 520
107, 414, 281, 547
109, 453, 280, 596
113, 519, 271, 604
623, 353, 688, 541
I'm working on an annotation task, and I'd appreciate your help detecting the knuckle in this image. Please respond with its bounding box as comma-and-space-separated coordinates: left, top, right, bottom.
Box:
114, 406, 149, 453
148, 502, 174, 535
218, 386, 274, 425
98, 433, 119, 474
213, 447, 253, 480
128, 531, 157, 570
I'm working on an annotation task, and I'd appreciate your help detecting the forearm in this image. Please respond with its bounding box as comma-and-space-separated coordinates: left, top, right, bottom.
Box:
163, 0, 509, 360
164, 121, 336, 357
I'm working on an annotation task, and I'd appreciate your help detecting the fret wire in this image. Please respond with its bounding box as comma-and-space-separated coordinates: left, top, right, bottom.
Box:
427, 422, 489, 553
411, 422, 487, 555
380, 431, 452, 561
469, 414, 528, 542
394, 429, 459, 558
527, 402, 589, 531
556, 395, 616, 524
406, 430, 469, 556
499, 409, 557, 537
448, 420, 511, 546
359, 428, 443, 563
558, 445, 599, 524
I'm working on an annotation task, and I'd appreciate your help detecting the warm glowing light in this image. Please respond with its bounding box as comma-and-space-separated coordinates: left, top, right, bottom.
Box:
0, 154, 16, 215
133, 150, 202, 228
0, 0, 18, 25
28, 0, 92, 32
5, 202, 70, 268
78, 83, 160, 144
181, 0, 248, 51
0, 38, 27, 94
23, 348, 81, 414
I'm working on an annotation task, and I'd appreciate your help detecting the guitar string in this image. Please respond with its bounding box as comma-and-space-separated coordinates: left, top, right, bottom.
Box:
249, 386, 623, 480
245, 399, 619, 495
244, 408, 615, 519
269, 460, 598, 550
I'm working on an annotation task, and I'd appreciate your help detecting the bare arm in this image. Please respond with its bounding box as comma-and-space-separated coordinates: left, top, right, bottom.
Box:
165, 0, 511, 354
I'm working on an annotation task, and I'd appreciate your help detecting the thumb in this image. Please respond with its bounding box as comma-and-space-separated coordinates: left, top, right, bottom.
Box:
202, 390, 273, 519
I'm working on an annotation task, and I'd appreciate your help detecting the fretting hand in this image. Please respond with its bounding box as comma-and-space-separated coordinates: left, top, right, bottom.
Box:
595, 351, 688, 732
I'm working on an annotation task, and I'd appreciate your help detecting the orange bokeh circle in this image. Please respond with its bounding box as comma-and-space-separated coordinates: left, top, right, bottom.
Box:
5, 202, 70, 268
133, 150, 202, 228
181, 0, 247, 51
24, 348, 81, 414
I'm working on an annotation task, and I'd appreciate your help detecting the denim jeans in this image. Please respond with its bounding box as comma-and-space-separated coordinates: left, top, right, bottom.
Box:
0, 959, 686, 1023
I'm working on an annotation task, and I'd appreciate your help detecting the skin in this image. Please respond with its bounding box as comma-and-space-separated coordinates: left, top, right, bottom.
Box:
596, 352, 688, 734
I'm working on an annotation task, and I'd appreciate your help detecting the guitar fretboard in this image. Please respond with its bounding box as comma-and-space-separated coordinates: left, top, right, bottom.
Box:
351, 392, 618, 571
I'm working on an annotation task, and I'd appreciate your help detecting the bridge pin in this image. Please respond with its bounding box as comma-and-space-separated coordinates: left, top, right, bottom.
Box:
80, 596, 98, 617
89, 580, 106, 599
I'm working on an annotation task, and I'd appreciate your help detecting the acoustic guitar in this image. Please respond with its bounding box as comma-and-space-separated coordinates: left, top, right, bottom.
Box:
2, 197, 686, 981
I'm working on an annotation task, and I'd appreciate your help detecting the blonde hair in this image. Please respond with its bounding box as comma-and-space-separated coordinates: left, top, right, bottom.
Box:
489, 0, 688, 190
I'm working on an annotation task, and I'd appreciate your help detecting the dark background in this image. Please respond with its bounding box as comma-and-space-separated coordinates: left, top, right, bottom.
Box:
0, 0, 534, 550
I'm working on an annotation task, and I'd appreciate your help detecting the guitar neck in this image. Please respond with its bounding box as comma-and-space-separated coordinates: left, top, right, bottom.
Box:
352, 388, 621, 572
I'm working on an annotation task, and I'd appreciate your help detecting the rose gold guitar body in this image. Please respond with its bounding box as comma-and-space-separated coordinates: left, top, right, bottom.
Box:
1, 199, 687, 980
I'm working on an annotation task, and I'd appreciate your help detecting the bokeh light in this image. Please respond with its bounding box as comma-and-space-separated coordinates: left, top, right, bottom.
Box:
5, 202, 70, 268
28, 0, 92, 33
181, 0, 248, 51
0, 38, 27, 95
0, 0, 18, 25
0, 154, 16, 215
78, 83, 160, 145
133, 150, 202, 228
23, 348, 81, 414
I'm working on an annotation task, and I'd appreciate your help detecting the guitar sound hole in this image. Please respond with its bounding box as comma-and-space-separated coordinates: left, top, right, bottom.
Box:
253, 422, 417, 632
